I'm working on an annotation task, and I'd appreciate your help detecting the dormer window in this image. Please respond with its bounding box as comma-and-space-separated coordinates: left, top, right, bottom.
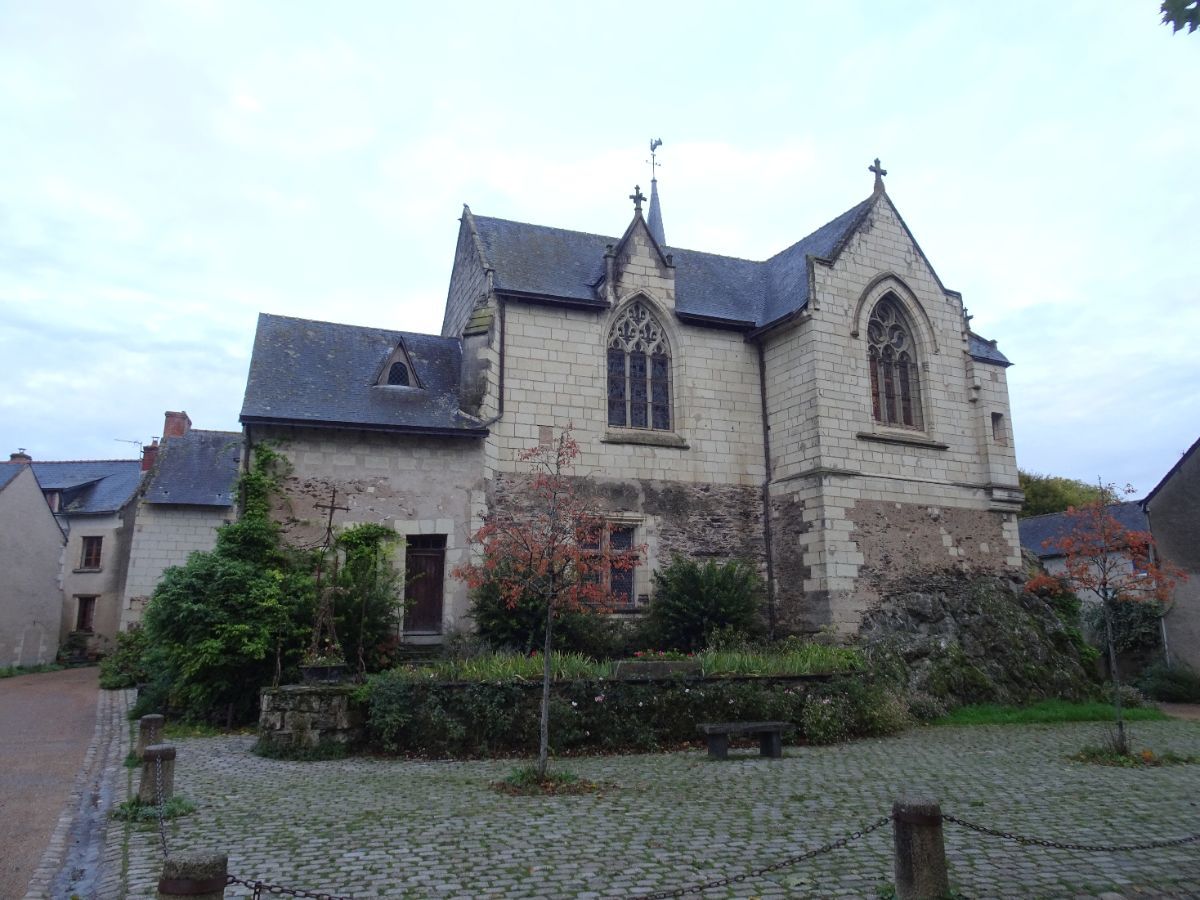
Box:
377, 341, 421, 389
387, 362, 410, 386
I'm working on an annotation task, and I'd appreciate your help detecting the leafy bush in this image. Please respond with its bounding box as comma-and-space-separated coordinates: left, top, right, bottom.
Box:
1137, 661, 1200, 702
139, 446, 315, 723
99, 627, 150, 689
801, 693, 853, 745
906, 691, 948, 723
644, 556, 765, 653
332, 524, 404, 674
1085, 598, 1164, 655
1114, 682, 1146, 709
847, 684, 911, 736
699, 645, 862, 677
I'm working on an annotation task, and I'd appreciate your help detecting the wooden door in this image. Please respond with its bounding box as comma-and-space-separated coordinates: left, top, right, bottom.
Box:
404, 535, 446, 634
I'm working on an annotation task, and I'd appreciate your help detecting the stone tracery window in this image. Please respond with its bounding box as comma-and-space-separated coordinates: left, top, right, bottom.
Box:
867, 296, 923, 429
607, 300, 671, 431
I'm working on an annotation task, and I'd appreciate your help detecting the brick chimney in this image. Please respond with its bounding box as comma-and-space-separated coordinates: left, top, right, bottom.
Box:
8, 448, 31, 464
141, 439, 160, 472
163, 411, 192, 439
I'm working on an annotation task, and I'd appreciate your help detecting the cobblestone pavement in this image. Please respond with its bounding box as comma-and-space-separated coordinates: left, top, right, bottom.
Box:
111, 718, 1200, 900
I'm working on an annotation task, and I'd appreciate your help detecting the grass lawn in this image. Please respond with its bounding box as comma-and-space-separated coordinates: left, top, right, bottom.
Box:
936, 699, 1169, 726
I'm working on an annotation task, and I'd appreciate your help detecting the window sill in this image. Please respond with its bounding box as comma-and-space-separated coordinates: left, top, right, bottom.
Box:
73, 567, 102, 574
602, 430, 689, 449
856, 430, 948, 451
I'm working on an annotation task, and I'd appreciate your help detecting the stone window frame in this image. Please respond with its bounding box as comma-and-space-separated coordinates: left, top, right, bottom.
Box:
602, 294, 688, 449
866, 295, 924, 430
850, 275, 947, 451
583, 513, 651, 613
75, 595, 97, 632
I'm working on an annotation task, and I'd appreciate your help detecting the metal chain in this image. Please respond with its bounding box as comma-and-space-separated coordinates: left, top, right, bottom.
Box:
943, 813, 1200, 853
226, 873, 355, 900
153, 754, 169, 857
627, 815, 892, 899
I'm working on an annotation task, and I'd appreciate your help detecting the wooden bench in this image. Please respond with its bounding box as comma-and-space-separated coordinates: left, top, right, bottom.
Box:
697, 721, 789, 759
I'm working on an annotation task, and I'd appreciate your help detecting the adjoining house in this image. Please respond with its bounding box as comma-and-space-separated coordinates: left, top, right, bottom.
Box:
120, 412, 242, 630
27, 455, 143, 653
1142, 436, 1200, 670
241, 164, 1023, 640
0, 458, 66, 666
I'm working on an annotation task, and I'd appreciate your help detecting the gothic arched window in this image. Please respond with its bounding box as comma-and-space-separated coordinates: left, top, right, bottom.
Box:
607, 300, 671, 431
867, 296, 923, 429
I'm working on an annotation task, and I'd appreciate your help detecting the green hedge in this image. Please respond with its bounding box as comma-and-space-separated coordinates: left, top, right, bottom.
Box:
365, 673, 906, 756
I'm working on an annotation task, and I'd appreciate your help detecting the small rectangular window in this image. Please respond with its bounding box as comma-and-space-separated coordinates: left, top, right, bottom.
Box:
991, 412, 1006, 444
609, 525, 636, 608
80, 536, 103, 569
75, 596, 97, 632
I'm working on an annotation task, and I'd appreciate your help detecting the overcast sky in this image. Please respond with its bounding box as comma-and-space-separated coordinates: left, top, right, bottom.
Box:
1, 1, 1196, 495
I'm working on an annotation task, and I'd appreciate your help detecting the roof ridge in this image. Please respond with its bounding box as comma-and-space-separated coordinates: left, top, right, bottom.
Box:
31, 458, 141, 465
258, 312, 454, 343
764, 195, 875, 265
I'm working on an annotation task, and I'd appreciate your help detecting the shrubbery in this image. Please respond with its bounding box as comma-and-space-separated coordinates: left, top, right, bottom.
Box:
1137, 661, 1200, 703
98, 627, 150, 689
643, 556, 765, 653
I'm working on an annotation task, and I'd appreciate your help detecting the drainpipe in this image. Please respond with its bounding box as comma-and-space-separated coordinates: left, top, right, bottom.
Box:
756, 340, 777, 639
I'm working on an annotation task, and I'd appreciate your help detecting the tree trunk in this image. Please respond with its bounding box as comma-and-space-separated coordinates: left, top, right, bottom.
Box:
537, 601, 554, 780
1101, 597, 1127, 754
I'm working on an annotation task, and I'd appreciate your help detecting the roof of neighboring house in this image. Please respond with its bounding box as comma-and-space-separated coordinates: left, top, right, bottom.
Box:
1143, 435, 1200, 508
144, 430, 241, 507
240, 313, 488, 436
0, 465, 21, 492
30, 460, 143, 515
1019, 501, 1149, 558
468, 196, 1008, 363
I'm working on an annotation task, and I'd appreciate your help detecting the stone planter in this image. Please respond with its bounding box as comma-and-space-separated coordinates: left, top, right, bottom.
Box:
613, 659, 702, 679
299, 663, 350, 685
258, 684, 365, 752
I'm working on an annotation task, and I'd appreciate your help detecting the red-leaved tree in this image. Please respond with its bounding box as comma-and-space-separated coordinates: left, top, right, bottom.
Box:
1027, 486, 1185, 752
453, 427, 641, 778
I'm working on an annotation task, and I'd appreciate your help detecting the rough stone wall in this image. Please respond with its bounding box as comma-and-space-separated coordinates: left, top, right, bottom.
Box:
441, 214, 490, 339
760, 195, 1021, 632
0, 466, 65, 666
120, 503, 232, 630
258, 685, 364, 750
60, 507, 136, 652
256, 426, 486, 633
1146, 444, 1200, 670
490, 473, 765, 603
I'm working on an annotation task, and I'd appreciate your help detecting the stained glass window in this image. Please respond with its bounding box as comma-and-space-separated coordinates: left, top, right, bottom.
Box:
607, 300, 671, 431
866, 297, 923, 429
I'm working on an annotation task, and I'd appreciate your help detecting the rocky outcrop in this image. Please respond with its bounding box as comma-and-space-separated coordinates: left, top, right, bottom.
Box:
859, 571, 1096, 708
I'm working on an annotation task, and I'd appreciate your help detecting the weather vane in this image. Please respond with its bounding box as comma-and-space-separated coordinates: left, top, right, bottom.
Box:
648, 138, 663, 177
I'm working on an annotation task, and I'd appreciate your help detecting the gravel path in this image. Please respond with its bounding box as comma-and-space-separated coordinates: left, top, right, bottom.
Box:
0, 666, 100, 900
110, 718, 1200, 899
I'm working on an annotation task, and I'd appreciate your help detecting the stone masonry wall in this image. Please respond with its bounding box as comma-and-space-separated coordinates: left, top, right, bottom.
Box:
121, 503, 232, 629
256, 426, 486, 633
441, 213, 490, 340
490, 473, 765, 604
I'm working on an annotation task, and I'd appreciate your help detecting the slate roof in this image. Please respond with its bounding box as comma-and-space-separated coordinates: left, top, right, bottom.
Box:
1143, 435, 1200, 508
472, 199, 873, 329
30, 460, 143, 515
1019, 501, 1149, 559
144, 430, 241, 507
240, 313, 487, 436
469, 196, 1009, 360
0, 465, 22, 492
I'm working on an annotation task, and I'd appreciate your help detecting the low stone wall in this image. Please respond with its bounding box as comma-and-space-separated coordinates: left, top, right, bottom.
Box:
258, 685, 365, 752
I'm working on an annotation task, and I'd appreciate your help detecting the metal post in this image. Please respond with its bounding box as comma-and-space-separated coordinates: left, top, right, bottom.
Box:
157, 851, 227, 900
892, 797, 949, 900
139, 744, 176, 805
137, 714, 165, 758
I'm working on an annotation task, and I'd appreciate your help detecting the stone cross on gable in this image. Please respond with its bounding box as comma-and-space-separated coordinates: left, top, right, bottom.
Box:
629, 185, 646, 212
870, 158, 888, 194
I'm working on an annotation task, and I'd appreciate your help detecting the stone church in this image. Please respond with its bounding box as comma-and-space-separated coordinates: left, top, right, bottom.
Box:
240, 161, 1022, 639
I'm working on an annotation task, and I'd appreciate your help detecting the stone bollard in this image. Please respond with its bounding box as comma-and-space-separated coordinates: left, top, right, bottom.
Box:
137, 714, 165, 759
139, 744, 177, 806
158, 851, 227, 900
892, 797, 949, 900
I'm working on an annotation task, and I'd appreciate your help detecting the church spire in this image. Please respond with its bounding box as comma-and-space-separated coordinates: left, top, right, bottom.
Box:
646, 138, 666, 246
